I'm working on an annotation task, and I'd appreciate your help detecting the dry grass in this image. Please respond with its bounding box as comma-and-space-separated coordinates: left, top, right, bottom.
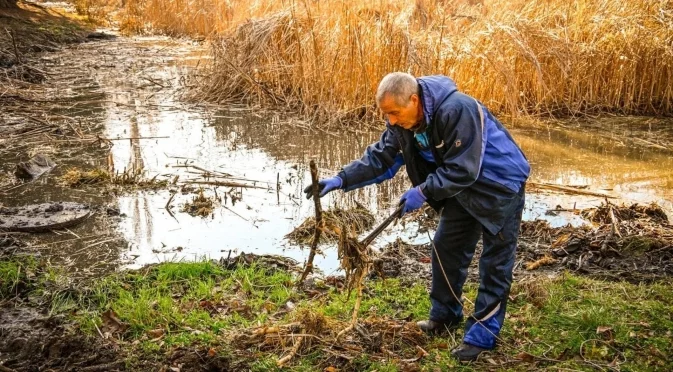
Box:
112, 0, 673, 123
181, 189, 215, 217
60, 168, 111, 187
286, 207, 375, 245
60, 167, 168, 189
70, 0, 119, 25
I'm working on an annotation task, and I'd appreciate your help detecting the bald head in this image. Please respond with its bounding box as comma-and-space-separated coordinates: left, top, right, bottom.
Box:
376, 72, 419, 106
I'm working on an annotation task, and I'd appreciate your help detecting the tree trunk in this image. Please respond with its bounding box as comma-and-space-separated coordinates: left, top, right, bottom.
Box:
0, 0, 18, 8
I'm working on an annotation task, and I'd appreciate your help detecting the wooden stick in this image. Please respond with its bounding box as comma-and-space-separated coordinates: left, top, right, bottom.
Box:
528, 182, 616, 198
336, 273, 365, 340
276, 335, 304, 366
297, 160, 323, 286
359, 205, 403, 248
103, 136, 169, 141
183, 180, 266, 189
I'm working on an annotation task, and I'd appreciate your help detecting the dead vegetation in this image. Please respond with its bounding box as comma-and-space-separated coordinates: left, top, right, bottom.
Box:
135, 0, 673, 125
581, 203, 669, 225
238, 307, 428, 368
286, 207, 375, 245
60, 167, 111, 186
59, 167, 169, 189
372, 238, 431, 280
181, 189, 215, 217
520, 202, 673, 282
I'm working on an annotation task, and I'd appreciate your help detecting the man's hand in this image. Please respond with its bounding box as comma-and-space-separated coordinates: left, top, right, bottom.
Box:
399, 186, 427, 216
303, 176, 343, 199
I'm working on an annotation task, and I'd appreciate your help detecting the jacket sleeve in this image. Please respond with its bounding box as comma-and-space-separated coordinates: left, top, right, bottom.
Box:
338, 127, 404, 191
421, 100, 486, 200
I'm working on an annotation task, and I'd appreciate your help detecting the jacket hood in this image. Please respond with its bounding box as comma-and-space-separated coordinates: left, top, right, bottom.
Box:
417, 75, 458, 124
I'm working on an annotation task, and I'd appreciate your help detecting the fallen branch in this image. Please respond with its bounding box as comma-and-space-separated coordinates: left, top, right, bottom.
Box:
183, 180, 267, 189
102, 136, 170, 141
529, 182, 616, 198
297, 160, 322, 286
277, 335, 304, 366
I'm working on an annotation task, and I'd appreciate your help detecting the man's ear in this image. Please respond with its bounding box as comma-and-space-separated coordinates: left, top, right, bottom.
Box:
409, 94, 420, 107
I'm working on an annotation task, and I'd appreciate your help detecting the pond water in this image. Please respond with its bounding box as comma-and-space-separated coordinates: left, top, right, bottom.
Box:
3, 33, 672, 276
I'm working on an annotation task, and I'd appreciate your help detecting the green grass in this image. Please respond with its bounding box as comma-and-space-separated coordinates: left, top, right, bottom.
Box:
2, 256, 671, 371
322, 279, 431, 320
0, 256, 36, 297
71, 261, 296, 339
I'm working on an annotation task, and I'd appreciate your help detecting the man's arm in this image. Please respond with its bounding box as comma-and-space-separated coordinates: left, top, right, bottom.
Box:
421, 99, 486, 200
338, 127, 404, 191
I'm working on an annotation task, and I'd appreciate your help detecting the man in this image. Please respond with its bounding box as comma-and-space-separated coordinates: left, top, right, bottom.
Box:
304, 72, 530, 361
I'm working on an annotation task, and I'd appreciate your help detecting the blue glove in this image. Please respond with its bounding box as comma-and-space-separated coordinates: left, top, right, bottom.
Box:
304, 176, 342, 199
399, 186, 427, 216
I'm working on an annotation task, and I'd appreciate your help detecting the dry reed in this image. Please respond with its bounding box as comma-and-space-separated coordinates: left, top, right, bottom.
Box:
181, 189, 215, 217
108, 0, 673, 122
286, 206, 375, 245
60, 167, 168, 188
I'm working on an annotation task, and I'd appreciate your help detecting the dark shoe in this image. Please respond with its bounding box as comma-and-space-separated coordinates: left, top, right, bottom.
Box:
451, 343, 488, 361
416, 319, 458, 335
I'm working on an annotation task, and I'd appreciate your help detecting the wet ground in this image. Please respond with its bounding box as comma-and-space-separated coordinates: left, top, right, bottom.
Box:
2, 29, 673, 278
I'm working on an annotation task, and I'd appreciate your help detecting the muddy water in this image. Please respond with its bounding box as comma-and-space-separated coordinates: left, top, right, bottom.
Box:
4, 33, 673, 275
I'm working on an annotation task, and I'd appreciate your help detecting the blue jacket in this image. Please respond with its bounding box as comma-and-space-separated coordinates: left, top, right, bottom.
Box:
338, 75, 530, 235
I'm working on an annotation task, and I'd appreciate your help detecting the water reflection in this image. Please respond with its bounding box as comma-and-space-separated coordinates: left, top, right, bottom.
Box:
4, 34, 672, 275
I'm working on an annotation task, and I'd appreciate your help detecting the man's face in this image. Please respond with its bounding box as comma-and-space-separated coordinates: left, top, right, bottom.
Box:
378, 94, 422, 130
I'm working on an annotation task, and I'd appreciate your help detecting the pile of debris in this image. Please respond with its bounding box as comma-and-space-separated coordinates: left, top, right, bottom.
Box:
520, 202, 672, 282
371, 238, 431, 281
235, 308, 428, 369
286, 207, 375, 245
181, 189, 216, 217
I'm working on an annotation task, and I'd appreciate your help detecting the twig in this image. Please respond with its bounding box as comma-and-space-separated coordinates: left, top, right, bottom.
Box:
297, 160, 322, 286
601, 204, 616, 254
165, 192, 176, 218
5, 28, 21, 64
183, 180, 266, 189
222, 204, 251, 223
172, 164, 232, 177
529, 182, 616, 198
277, 335, 304, 366
141, 75, 166, 88
102, 136, 170, 141
336, 278, 365, 340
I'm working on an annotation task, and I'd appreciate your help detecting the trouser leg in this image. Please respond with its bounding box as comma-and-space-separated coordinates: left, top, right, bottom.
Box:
429, 197, 482, 323
463, 188, 526, 349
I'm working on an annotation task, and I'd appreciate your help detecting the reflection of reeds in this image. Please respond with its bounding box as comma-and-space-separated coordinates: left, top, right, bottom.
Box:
119, 0, 673, 120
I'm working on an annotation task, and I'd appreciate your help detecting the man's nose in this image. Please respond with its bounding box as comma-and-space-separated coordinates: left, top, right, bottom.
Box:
387, 116, 397, 125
